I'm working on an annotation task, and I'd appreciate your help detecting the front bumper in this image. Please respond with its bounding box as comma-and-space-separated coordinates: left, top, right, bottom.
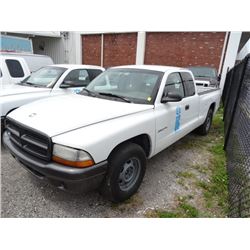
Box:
3, 131, 108, 193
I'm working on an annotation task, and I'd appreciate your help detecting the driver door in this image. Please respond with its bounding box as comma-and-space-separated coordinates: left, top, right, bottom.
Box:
155, 72, 186, 154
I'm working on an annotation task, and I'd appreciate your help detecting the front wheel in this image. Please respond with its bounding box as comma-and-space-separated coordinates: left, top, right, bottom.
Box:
196, 108, 213, 135
100, 142, 146, 202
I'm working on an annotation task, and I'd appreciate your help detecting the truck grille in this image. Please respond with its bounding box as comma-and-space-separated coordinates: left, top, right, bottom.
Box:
5, 118, 52, 161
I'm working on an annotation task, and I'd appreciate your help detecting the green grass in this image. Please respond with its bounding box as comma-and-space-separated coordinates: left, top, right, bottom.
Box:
177, 171, 196, 179
179, 202, 199, 217
177, 178, 186, 187
197, 109, 228, 215
211, 108, 224, 134
204, 143, 228, 212
156, 197, 200, 218
196, 181, 209, 190
158, 211, 179, 218
197, 107, 228, 214
192, 164, 209, 174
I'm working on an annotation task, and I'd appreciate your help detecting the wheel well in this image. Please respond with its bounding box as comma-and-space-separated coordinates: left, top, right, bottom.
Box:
209, 102, 216, 114
109, 134, 151, 159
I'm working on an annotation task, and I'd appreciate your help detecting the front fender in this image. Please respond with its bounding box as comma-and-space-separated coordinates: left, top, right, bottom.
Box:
52, 109, 156, 163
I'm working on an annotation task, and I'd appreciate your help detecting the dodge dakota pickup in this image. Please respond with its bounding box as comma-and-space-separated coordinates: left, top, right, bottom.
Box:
3, 65, 221, 202
1, 64, 104, 133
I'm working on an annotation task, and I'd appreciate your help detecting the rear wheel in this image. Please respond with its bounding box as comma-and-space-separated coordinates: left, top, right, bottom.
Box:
100, 142, 146, 202
196, 108, 213, 135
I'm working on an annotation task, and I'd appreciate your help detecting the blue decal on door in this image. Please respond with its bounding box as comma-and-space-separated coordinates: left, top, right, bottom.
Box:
74, 89, 81, 94
175, 107, 181, 131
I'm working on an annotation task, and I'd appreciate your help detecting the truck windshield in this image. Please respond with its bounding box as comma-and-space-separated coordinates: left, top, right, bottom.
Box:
84, 68, 163, 104
20, 66, 66, 88
188, 67, 217, 79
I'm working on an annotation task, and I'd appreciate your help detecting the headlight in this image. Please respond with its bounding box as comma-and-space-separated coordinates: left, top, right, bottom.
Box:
52, 144, 94, 168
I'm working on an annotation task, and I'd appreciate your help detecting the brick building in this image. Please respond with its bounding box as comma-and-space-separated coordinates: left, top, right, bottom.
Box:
81, 31, 244, 90
3, 31, 242, 90
82, 32, 226, 70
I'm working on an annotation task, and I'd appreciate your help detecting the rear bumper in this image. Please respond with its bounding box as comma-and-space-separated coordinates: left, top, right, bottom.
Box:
3, 131, 108, 193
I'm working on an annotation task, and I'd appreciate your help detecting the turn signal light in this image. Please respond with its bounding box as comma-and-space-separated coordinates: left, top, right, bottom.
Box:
52, 155, 94, 168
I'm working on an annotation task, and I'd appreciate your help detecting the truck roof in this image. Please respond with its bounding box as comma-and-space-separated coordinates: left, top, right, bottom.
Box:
111, 65, 184, 72
51, 64, 105, 70
0, 52, 51, 58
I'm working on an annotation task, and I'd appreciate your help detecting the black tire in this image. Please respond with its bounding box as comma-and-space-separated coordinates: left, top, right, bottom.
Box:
196, 108, 213, 135
1, 117, 6, 140
100, 142, 146, 203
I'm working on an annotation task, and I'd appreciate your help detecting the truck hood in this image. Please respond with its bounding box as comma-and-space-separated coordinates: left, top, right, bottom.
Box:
0, 84, 49, 97
7, 94, 153, 137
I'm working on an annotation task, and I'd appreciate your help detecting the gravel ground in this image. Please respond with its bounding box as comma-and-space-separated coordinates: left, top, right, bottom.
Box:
1, 133, 210, 218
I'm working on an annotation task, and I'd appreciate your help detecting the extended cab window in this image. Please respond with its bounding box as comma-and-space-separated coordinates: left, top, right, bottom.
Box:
181, 72, 195, 97
64, 69, 90, 87
5, 59, 24, 78
87, 69, 103, 81
164, 73, 184, 98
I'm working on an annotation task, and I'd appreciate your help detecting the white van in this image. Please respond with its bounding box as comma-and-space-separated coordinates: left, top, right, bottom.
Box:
0, 53, 54, 85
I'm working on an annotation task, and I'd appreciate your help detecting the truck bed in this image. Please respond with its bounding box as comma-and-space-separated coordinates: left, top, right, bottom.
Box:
197, 85, 220, 95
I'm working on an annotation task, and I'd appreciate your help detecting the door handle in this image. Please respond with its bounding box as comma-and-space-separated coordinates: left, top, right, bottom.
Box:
185, 105, 190, 110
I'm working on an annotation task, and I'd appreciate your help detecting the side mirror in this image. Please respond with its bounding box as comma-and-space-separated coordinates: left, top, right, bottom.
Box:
161, 92, 183, 103
60, 80, 84, 88
60, 80, 72, 88
217, 74, 221, 81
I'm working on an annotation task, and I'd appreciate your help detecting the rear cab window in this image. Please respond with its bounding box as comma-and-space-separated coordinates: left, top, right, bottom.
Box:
87, 69, 104, 81
181, 72, 195, 97
5, 59, 24, 78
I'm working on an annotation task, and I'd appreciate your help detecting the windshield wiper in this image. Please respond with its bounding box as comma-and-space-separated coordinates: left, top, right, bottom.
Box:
18, 81, 35, 86
21, 81, 37, 86
24, 82, 45, 88
98, 92, 131, 103
81, 88, 97, 97
18, 81, 37, 87
17, 82, 27, 86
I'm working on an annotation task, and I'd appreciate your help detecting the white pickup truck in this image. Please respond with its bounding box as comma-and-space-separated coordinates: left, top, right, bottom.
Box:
3, 65, 221, 202
0, 64, 104, 132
